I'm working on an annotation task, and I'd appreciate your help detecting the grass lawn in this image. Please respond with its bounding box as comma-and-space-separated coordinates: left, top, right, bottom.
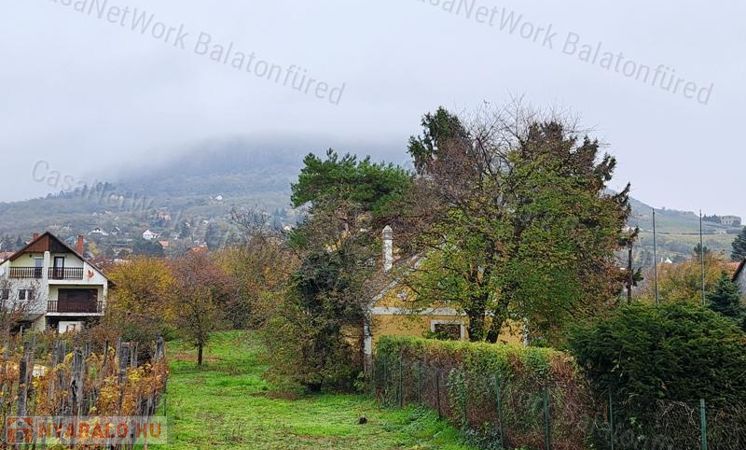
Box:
153, 331, 475, 450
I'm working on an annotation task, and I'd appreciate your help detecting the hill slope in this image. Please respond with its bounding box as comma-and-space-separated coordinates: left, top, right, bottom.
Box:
0, 139, 740, 262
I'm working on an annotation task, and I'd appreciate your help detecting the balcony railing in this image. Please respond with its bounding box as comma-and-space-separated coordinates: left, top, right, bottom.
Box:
48, 268, 84, 280
47, 300, 103, 314
7, 267, 84, 280
9, 267, 43, 279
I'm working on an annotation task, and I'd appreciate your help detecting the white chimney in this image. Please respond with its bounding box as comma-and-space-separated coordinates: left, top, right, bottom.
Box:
382, 225, 393, 272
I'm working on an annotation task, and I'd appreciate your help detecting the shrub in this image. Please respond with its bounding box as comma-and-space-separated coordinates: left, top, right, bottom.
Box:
568, 303, 746, 415
263, 246, 369, 393
374, 336, 594, 450
105, 257, 177, 352
707, 272, 745, 328
262, 295, 360, 394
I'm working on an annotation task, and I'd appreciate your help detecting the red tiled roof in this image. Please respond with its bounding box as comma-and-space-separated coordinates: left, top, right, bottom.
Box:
733, 260, 746, 282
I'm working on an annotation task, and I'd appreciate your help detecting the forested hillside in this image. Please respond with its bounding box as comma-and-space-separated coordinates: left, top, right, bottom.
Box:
0, 139, 739, 262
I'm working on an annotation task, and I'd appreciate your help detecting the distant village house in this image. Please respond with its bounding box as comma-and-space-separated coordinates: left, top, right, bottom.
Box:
720, 215, 742, 227
142, 229, 158, 241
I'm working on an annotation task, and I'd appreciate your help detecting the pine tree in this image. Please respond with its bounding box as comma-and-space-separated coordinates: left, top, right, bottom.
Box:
732, 227, 746, 261
694, 243, 711, 258
707, 273, 743, 320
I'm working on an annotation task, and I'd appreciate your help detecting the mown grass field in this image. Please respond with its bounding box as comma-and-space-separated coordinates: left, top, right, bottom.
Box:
153, 331, 475, 450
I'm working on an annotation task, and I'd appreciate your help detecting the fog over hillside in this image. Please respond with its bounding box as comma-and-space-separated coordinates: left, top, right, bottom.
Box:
112, 135, 408, 197
0, 136, 739, 265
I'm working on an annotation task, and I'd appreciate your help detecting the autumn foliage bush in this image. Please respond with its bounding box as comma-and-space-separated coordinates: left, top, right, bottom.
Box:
0, 330, 168, 443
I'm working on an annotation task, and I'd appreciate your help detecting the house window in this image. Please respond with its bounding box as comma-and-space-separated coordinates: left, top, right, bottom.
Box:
17, 289, 35, 301
430, 321, 464, 341
0, 290, 9, 301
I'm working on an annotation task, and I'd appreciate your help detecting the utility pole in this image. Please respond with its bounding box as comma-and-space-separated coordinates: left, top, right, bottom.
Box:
625, 227, 639, 304
653, 209, 659, 305
700, 211, 706, 306
627, 242, 634, 304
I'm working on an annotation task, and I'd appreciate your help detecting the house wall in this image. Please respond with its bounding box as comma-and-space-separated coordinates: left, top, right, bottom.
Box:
371, 314, 525, 347
368, 281, 525, 356
51, 253, 84, 268
0, 280, 47, 315
6, 253, 44, 268
4, 252, 83, 269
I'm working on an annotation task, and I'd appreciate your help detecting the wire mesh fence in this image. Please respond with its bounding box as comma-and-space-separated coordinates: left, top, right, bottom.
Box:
372, 354, 746, 450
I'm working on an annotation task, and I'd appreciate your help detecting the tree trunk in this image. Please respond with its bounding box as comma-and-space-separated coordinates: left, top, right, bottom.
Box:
487, 297, 511, 343
465, 295, 488, 341
197, 343, 204, 366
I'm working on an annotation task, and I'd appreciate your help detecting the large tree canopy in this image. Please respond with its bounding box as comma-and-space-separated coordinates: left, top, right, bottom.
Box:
403, 106, 631, 344
267, 149, 411, 391
291, 149, 411, 220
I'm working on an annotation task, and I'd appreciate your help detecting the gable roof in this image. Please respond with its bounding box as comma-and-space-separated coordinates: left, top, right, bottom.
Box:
3, 232, 110, 281
7, 232, 84, 262
366, 254, 423, 307
733, 259, 746, 282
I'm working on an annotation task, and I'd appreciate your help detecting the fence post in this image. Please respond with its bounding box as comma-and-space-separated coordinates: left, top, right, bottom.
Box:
461, 371, 468, 430
17, 342, 31, 416
435, 369, 442, 419
71, 348, 85, 418
368, 358, 378, 400
495, 374, 505, 450
543, 387, 552, 450
417, 362, 423, 404
699, 398, 708, 450
398, 353, 404, 408
381, 357, 387, 405
16, 342, 32, 448
609, 391, 615, 450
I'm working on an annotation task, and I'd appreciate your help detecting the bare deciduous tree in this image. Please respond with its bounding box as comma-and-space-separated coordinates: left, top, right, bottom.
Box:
171, 251, 235, 366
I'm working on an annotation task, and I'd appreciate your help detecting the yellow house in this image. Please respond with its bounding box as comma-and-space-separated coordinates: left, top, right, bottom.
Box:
363, 226, 524, 362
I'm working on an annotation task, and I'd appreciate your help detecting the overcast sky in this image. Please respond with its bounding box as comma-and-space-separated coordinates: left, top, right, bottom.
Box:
1, 1, 744, 217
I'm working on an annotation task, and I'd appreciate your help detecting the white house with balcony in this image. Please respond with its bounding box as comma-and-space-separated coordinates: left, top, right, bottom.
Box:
0, 232, 110, 333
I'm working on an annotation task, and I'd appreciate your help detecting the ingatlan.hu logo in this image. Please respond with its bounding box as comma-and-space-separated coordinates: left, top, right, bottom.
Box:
6, 416, 167, 446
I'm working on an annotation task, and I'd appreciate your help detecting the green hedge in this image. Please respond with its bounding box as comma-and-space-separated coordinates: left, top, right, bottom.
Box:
373, 337, 594, 450
569, 303, 746, 448
570, 303, 746, 410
